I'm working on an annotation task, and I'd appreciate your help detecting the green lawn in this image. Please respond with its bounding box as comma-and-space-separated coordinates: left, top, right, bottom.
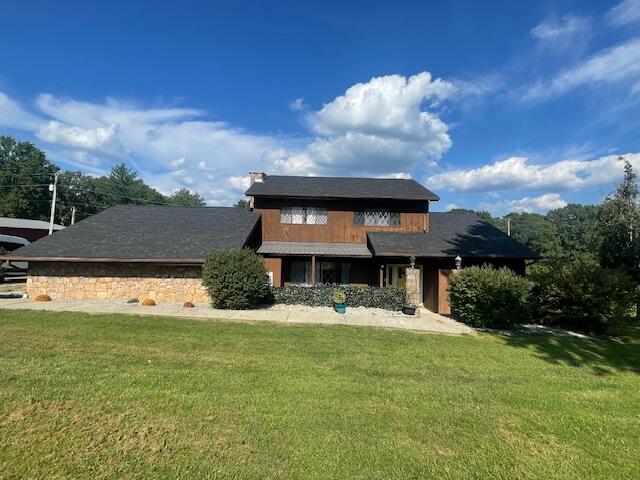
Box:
0, 311, 638, 479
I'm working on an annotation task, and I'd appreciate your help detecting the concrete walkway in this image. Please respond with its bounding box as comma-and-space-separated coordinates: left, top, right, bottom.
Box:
0, 296, 475, 335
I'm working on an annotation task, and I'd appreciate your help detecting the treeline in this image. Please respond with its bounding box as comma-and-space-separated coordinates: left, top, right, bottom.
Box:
0, 136, 206, 225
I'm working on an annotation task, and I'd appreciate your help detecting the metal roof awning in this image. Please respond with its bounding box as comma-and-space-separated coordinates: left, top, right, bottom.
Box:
258, 241, 372, 257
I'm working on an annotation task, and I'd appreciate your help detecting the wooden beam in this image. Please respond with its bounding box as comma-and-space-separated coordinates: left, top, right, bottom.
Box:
311, 255, 317, 286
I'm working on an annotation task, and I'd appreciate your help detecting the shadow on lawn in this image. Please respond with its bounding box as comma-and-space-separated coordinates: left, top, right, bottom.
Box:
497, 331, 640, 376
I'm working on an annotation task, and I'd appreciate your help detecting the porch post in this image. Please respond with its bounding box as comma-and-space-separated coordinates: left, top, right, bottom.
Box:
311, 255, 316, 286
379, 264, 384, 287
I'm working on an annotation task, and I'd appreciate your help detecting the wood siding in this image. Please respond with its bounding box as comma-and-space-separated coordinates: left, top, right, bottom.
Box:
254, 197, 429, 244
262, 257, 282, 287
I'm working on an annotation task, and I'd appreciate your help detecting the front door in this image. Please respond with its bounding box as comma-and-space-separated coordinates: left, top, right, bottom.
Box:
386, 264, 407, 288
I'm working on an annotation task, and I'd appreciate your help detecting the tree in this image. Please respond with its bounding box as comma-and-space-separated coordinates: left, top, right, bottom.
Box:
95, 162, 165, 208
234, 199, 251, 208
499, 212, 562, 258
547, 204, 601, 257
598, 159, 640, 287
56, 171, 102, 225
0, 136, 58, 220
168, 188, 206, 207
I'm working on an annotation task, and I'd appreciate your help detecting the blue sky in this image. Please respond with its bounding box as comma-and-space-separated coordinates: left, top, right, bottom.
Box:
1, 0, 639, 213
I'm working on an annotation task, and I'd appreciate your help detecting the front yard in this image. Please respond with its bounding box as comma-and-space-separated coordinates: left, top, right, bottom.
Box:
0, 310, 638, 479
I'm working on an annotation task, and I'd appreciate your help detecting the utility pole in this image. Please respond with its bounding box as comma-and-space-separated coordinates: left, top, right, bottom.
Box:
71, 206, 77, 226
507, 218, 511, 237
48, 173, 59, 235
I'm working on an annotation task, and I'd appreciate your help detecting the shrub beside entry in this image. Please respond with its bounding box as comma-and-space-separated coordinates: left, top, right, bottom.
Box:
272, 286, 405, 311
448, 265, 533, 329
202, 249, 270, 309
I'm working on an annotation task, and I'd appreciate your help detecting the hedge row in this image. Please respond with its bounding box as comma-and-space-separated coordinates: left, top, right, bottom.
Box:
272, 286, 406, 311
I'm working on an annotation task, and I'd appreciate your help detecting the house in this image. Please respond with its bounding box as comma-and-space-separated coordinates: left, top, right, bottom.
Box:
247, 172, 534, 313
3, 173, 535, 312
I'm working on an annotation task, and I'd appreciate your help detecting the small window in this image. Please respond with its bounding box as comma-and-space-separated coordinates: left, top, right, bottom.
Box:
354, 210, 400, 226
281, 207, 328, 225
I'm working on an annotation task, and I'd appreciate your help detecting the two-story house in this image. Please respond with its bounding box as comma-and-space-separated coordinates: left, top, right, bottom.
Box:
245, 172, 535, 313
6, 172, 535, 314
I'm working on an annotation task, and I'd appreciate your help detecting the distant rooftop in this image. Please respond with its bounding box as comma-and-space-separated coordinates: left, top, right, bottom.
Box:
0, 217, 64, 230
245, 175, 439, 201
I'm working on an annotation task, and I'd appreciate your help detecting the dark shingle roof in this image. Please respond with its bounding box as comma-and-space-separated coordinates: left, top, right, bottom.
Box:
368, 212, 537, 258
5, 205, 260, 262
246, 175, 439, 201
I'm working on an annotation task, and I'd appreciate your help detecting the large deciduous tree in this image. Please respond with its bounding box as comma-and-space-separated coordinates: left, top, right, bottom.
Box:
598, 159, 640, 288
0, 136, 58, 220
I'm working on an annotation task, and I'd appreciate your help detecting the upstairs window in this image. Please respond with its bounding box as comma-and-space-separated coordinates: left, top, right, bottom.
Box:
280, 207, 328, 225
354, 210, 400, 226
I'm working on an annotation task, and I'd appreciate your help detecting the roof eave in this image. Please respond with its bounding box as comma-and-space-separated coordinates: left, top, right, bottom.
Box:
248, 193, 440, 201
1, 256, 206, 264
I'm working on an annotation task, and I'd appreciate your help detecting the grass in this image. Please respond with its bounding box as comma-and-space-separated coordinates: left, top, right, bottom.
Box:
0, 310, 639, 479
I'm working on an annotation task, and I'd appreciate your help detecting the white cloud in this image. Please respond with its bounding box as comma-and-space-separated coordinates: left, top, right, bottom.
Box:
428, 153, 640, 192
227, 175, 251, 190
289, 98, 306, 111
531, 15, 591, 49
606, 0, 640, 26
524, 37, 640, 100
0, 92, 41, 130
445, 203, 459, 211
504, 193, 567, 213
276, 72, 453, 176
37, 121, 124, 155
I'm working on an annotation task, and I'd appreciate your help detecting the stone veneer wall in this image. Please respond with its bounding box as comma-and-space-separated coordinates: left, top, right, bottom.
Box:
26, 262, 209, 303
405, 266, 421, 307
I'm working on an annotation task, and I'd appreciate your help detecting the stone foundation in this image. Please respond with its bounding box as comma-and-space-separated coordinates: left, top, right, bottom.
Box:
26, 262, 209, 303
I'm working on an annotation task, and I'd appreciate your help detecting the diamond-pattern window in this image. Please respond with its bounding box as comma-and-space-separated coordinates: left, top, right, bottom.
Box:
291, 207, 304, 224
280, 207, 292, 223
355, 210, 400, 226
314, 208, 328, 225
281, 207, 328, 224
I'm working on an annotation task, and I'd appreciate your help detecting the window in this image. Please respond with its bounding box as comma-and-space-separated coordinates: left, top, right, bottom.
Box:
291, 260, 312, 285
281, 207, 328, 225
354, 210, 400, 226
318, 261, 350, 286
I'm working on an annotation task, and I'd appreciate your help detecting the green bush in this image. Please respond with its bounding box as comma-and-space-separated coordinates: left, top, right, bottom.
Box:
202, 249, 271, 309
531, 257, 635, 334
448, 265, 533, 329
272, 286, 405, 311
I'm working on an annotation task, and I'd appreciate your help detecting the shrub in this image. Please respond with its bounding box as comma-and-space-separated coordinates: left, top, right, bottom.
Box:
182, 301, 195, 308
202, 249, 270, 309
272, 286, 405, 311
333, 289, 346, 304
141, 298, 156, 306
34, 294, 52, 302
531, 257, 635, 334
448, 265, 533, 329
126, 298, 139, 304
